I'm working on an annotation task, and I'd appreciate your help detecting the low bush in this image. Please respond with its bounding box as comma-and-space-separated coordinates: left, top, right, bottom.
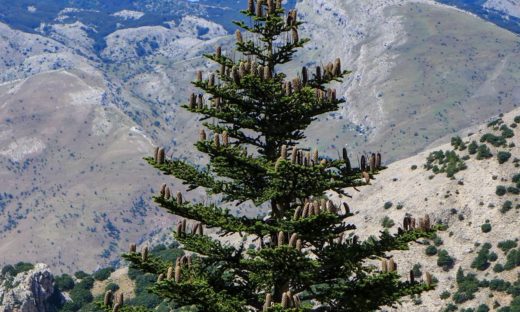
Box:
426, 245, 438, 256
496, 185, 507, 196
497, 151, 512, 164
437, 249, 455, 270
498, 240, 518, 253
481, 223, 492, 233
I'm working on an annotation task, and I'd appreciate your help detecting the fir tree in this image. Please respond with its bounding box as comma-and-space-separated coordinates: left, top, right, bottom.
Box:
107, 1, 436, 311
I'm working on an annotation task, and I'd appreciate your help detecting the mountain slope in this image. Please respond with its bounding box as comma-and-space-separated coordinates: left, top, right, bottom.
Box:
0, 67, 176, 273
296, 0, 520, 162
341, 107, 520, 311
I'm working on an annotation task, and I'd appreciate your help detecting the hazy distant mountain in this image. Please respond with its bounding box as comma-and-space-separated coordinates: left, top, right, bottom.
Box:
0, 0, 518, 273
435, 0, 520, 33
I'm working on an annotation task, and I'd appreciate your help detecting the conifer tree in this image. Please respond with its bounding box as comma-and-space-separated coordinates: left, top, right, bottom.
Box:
111, 1, 436, 311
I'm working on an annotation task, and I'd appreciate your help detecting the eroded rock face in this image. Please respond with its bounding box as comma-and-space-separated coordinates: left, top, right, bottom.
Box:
0, 263, 56, 312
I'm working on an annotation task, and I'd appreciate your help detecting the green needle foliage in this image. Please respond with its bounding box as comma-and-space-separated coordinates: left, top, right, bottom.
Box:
105, 1, 435, 311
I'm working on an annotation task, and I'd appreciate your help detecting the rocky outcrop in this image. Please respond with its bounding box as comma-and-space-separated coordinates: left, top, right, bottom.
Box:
0, 263, 57, 312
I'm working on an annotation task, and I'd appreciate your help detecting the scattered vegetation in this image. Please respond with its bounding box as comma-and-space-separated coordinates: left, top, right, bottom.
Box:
425, 149, 467, 178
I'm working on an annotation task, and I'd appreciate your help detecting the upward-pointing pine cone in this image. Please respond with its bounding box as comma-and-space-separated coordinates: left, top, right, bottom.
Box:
197, 94, 203, 109
289, 233, 298, 247
388, 258, 397, 272
208, 73, 215, 87
277, 231, 285, 246
199, 129, 207, 141
281, 292, 290, 308
154, 146, 159, 162
376, 152, 382, 168
117, 292, 124, 306
141, 246, 148, 262
280, 145, 287, 159
362, 171, 370, 184
370, 153, 376, 173
232, 66, 240, 84
129, 243, 136, 253
189, 93, 196, 109
248, 0, 255, 13
302, 66, 308, 85
112, 303, 121, 312
195, 70, 202, 82
263, 293, 272, 312
176, 192, 183, 205
263, 66, 271, 80
235, 30, 243, 43
160, 183, 166, 198
293, 206, 301, 220
425, 272, 432, 287
381, 259, 388, 273
167, 266, 174, 280
165, 187, 171, 200
360, 155, 366, 171
214, 133, 220, 148
292, 28, 299, 43
291, 146, 298, 163
222, 131, 229, 146
104, 290, 113, 306
312, 149, 319, 164
334, 58, 342, 76
267, 0, 274, 14
315, 66, 322, 80
175, 264, 181, 283
157, 273, 164, 282
216, 46, 222, 58
176, 222, 183, 236
295, 239, 302, 251
256, 0, 263, 17
157, 147, 165, 164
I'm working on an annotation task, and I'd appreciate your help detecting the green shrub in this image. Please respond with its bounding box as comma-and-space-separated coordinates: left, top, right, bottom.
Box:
443, 303, 458, 312
476, 304, 490, 312
507, 186, 519, 194
453, 268, 480, 304
501, 201, 513, 214
489, 279, 511, 292
74, 271, 89, 279
480, 133, 506, 147
437, 249, 455, 270
411, 165, 418, 170
477, 144, 493, 160
496, 185, 507, 196
383, 201, 393, 209
498, 240, 517, 253
14, 262, 34, 274
381, 216, 395, 228
1, 265, 16, 276
493, 263, 504, 272
440, 291, 451, 299
425, 245, 438, 256
498, 151, 512, 164
500, 125, 514, 138
55, 274, 75, 291
425, 150, 467, 177
468, 141, 478, 154
481, 223, 492, 233
434, 236, 444, 246
471, 245, 491, 271
504, 249, 520, 270
105, 283, 120, 292
93, 267, 114, 281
